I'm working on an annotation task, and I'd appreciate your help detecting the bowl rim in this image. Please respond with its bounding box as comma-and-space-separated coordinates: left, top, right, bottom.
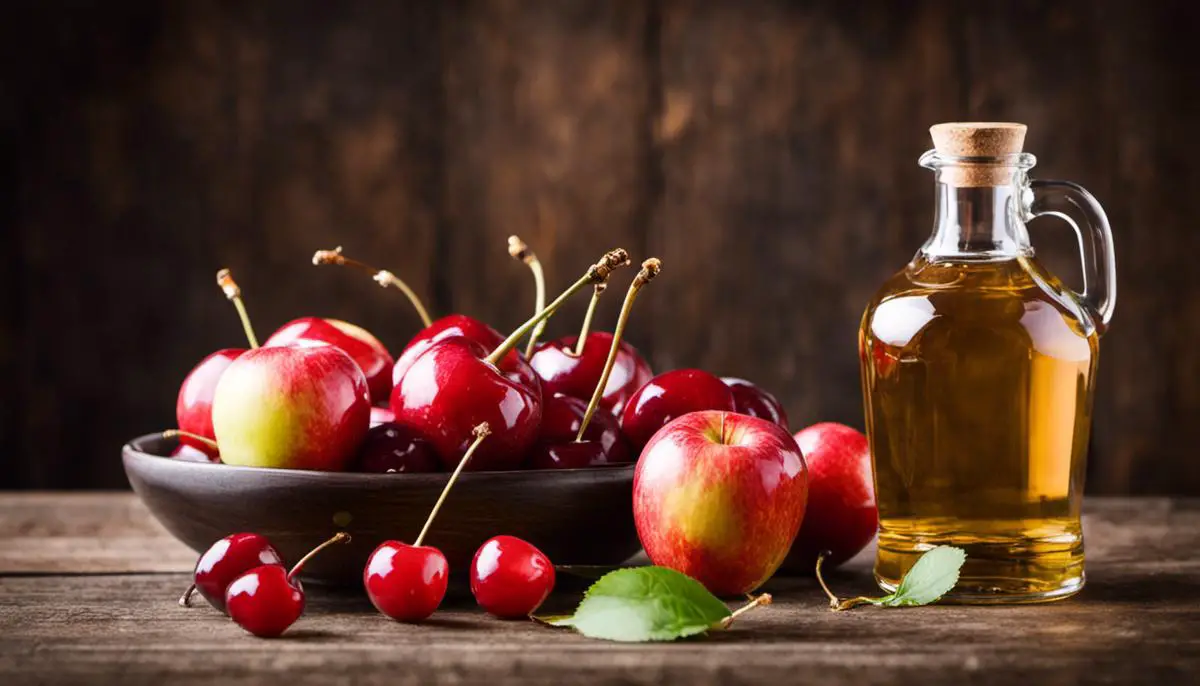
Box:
123, 433, 637, 483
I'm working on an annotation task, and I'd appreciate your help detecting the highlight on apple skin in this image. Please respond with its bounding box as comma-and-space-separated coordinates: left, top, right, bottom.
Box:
633, 410, 809, 597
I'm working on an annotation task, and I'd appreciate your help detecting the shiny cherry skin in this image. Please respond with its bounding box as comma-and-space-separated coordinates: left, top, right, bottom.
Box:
176, 348, 244, 457
620, 369, 737, 449
392, 314, 532, 388
470, 535, 555, 618
528, 333, 652, 415
527, 394, 631, 469
391, 337, 541, 471
364, 541, 449, 622
354, 422, 440, 473
225, 564, 304, 638
265, 317, 395, 404
192, 533, 285, 612
722, 377, 790, 431
369, 405, 396, 427
171, 443, 221, 463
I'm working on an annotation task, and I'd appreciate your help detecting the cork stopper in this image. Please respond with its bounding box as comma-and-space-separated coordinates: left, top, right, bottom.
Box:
929, 122, 1028, 186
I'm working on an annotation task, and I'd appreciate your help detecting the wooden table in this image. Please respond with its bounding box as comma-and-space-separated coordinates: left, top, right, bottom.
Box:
1, 494, 1197, 685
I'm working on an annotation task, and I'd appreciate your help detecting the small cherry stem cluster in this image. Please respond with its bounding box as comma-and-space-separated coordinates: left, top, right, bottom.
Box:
312, 246, 433, 327
413, 423, 491, 548
484, 249, 631, 368
575, 259, 661, 442
716, 593, 773, 630
217, 269, 259, 348
815, 551, 873, 611
508, 236, 549, 357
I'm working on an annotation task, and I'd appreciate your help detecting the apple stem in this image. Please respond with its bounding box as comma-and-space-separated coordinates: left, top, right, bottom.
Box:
571, 284, 606, 357
216, 269, 259, 348
484, 249, 631, 368
716, 593, 773, 630
161, 429, 220, 453
178, 584, 196, 607
575, 259, 661, 442
413, 423, 490, 547
286, 531, 351, 584
312, 246, 433, 327
509, 236, 549, 357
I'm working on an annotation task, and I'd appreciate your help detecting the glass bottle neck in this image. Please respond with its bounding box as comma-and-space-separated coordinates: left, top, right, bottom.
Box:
921, 181, 1033, 260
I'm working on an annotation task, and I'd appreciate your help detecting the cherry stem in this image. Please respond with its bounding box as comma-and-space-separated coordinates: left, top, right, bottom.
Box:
509, 236, 548, 357
161, 429, 219, 452
178, 584, 196, 607
413, 423, 490, 547
716, 593, 773, 630
216, 269, 259, 348
484, 249, 630, 368
286, 531, 351, 584
576, 259, 661, 442
571, 284, 606, 357
815, 550, 875, 611
312, 246, 433, 327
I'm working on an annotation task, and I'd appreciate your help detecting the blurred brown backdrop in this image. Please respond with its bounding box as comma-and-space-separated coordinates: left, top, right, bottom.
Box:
2, 1, 1197, 492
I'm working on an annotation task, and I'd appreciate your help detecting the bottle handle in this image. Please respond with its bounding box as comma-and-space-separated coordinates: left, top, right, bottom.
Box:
1025, 179, 1117, 335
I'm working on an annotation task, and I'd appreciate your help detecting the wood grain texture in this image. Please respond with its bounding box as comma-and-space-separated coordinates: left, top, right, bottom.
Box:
1, 494, 1198, 685
3, 1, 1199, 494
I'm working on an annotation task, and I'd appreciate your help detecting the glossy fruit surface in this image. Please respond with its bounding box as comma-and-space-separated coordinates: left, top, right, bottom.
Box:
364, 541, 449, 622
528, 333, 652, 415
354, 422, 440, 473
192, 532, 285, 612
392, 314, 532, 387
225, 564, 304, 638
369, 405, 396, 427
470, 535, 555, 618
722, 377, 790, 431
391, 337, 541, 471
620, 369, 737, 449
171, 443, 221, 463
528, 394, 629, 469
176, 348, 244, 456
633, 411, 808, 596
212, 344, 371, 470
783, 422, 877, 571
265, 317, 394, 404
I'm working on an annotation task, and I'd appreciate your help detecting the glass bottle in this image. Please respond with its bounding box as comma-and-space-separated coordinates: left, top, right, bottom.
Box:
860, 123, 1116, 603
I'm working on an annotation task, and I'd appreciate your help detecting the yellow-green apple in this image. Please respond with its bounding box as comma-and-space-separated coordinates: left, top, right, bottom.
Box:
780, 422, 876, 572
212, 343, 371, 470
633, 410, 809, 596
264, 317, 394, 404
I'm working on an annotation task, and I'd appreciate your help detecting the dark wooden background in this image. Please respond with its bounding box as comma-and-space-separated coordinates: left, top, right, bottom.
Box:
3, 1, 1197, 493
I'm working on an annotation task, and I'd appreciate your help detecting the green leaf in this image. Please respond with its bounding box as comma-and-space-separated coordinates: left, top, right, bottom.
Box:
550, 566, 732, 642
878, 545, 966, 607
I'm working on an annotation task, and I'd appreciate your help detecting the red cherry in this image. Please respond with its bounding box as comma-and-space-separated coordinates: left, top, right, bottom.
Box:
784, 422, 877, 570
171, 443, 221, 463
225, 565, 304, 638
528, 394, 629, 469
369, 405, 396, 427
223, 532, 350, 638
265, 317, 394, 404
392, 314, 531, 388
176, 349, 244, 456
354, 422, 441, 473
620, 369, 737, 449
470, 535, 555, 619
528, 333, 652, 415
189, 533, 284, 612
722, 377, 790, 431
364, 541, 449, 622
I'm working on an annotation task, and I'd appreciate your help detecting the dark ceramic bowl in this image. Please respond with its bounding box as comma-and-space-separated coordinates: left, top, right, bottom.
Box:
123, 434, 640, 586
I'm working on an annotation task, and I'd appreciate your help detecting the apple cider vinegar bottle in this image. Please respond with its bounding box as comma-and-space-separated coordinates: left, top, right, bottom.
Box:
860, 123, 1116, 603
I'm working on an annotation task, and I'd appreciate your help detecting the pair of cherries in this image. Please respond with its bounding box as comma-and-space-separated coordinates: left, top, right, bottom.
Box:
183, 530, 350, 638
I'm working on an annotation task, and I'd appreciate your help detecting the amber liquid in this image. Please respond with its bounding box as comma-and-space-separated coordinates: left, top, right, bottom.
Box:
861, 255, 1097, 603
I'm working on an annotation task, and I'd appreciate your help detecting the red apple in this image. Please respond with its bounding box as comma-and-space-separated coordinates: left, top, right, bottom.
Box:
264, 317, 394, 404
781, 422, 877, 572
176, 348, 244, 456
633, 411, 808, 596
211, 343, 371, 470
